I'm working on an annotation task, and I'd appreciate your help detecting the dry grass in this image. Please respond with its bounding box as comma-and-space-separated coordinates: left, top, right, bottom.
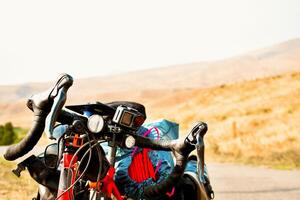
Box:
0, 157, 37, 200
1, 72, 300, 170
143, 72, 300, 169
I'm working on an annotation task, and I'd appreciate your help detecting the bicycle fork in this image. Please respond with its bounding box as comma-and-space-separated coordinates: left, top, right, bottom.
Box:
57, 153, 78, 200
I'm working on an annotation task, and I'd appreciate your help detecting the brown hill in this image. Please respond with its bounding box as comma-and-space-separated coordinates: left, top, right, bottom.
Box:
148, 72, 300, 168
1, 71, 300, 168
0, 38, 299, 126
0, 39, 300, 168
0, 38, 300, 103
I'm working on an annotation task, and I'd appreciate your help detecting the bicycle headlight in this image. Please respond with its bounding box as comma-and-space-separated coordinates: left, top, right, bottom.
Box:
87, 114, 105, 133
124, 135, 136, 149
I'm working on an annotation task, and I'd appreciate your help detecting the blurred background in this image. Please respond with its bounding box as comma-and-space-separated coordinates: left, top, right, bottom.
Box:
0, 0, 300, 199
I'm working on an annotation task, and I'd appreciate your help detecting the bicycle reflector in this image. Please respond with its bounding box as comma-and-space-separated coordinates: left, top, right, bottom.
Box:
113, 105, 145, 130
133, 116, 145, 127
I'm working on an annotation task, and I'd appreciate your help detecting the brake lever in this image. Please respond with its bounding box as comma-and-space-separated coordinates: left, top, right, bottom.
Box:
49, 74, 73, 99
185, 122, 207, 182
185, 122, 207, 145
196, 136, 205, 182
45, 74, 73, 139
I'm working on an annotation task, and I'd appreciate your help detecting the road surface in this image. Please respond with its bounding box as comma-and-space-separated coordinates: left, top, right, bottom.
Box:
207, 162, 300, 200
1, 146, 300, 199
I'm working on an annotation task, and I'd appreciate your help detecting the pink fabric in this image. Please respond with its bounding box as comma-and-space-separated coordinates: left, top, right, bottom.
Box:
131, 127, 160, 157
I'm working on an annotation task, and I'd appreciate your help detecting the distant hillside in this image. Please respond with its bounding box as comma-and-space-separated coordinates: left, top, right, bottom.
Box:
145, 72, 300, 168
0, 38, 300, 103
1, 71, 299, 168
1, 38, 300, 168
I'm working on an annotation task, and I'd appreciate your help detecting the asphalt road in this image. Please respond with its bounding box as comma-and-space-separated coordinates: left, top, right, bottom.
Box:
207, 162, 300, 200
1, 146, 300, 200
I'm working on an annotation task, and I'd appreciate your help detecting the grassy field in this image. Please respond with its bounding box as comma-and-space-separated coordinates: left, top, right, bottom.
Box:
143, 72, 300, 169
0, 127, 46, 200
2, 72, 300, 170
0, 157, 37, 200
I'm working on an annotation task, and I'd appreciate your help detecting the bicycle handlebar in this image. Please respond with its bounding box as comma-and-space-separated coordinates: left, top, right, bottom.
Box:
45, 75, 73, 139
3, 74, 73, 161
135, 122, 208, 198
4, 73, 208, 200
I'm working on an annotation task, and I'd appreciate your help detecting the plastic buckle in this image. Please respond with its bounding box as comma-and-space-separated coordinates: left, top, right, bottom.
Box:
72, 134, 83, 147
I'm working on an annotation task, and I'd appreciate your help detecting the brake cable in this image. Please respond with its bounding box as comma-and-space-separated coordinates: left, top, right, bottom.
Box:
55, 141, 95, 200
88, 134, 104, 200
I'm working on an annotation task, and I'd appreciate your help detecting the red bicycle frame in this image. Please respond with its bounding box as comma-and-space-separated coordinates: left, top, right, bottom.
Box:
56, 150, 123, 200
57, 153, 78, 200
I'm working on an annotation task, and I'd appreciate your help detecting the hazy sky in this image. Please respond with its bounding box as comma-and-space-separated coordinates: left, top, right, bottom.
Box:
0, 0, 300, 85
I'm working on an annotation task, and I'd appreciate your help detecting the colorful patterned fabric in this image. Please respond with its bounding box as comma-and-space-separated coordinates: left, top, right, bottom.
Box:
104, 119, 207, 199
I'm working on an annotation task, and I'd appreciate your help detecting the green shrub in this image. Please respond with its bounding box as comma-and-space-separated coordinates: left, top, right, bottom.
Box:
0, 122, 18, 145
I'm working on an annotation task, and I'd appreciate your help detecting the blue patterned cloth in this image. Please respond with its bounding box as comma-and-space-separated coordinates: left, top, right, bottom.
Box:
102, 119, 206, 199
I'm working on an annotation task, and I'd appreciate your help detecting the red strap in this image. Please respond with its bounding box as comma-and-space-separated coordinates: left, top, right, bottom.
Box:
128, 148, 157, 183
128, 127, 161, 182
127, 127, 175, 198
